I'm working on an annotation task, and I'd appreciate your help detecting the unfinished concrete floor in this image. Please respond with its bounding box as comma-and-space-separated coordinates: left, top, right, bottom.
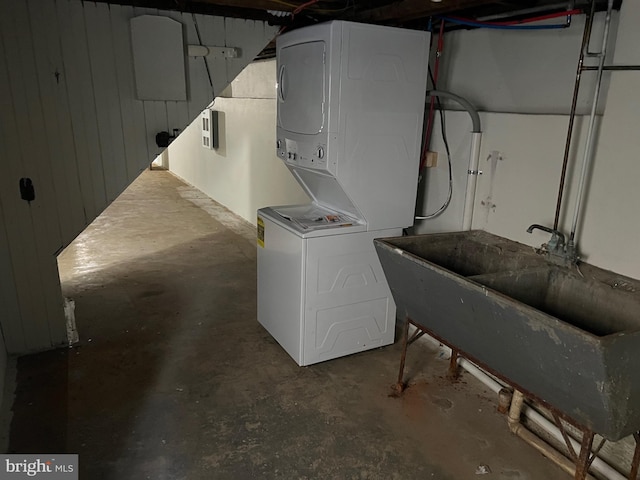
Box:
8, 171, 566, 479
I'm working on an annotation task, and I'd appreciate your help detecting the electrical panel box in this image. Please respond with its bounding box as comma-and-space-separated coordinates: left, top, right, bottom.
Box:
201, 108, 218, 149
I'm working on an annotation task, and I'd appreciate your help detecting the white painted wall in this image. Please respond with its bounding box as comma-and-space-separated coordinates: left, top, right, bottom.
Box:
0, 0, 276, 355
162, 6, 640, 281
417, 2, 640, 281
167, 60, 310, 225
440, 11, 618, 114
418, 110, 590, 239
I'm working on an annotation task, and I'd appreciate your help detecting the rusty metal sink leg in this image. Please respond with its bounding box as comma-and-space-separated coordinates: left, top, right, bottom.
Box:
393, 317, 426, 395
550, 413, 603, 480
392, 319, 410, 395
574, 430, 595, 480
390, 316, 640, 479
447, 350, 460, 381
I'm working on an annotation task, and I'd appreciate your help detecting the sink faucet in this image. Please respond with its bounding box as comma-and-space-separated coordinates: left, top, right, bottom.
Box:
526, 224, 577, 265
526, 224, 565, 251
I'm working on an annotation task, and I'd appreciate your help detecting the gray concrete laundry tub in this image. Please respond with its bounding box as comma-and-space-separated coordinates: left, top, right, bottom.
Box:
374, 230, 640, 441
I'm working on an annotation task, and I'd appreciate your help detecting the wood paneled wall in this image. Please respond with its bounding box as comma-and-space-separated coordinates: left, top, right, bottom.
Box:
0, 0, 276, 354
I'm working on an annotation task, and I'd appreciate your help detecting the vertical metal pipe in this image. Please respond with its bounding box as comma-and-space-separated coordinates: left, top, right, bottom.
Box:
553, 0, 596, 230
569, 0, 614, 245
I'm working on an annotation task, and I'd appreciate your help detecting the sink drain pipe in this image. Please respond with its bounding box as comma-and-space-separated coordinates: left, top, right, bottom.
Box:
508, 390, 599, 480
455, 355, 625, 480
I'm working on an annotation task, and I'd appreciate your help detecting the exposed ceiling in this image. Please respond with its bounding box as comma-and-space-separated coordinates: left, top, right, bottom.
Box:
106, 0, 618, 25
99, 0, 620, 57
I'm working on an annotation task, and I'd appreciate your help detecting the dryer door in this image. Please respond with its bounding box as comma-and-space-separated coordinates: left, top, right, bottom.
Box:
277, 40, 326, 135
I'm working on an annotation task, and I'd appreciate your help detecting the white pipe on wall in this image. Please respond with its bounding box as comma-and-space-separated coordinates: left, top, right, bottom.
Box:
462, 131, 482, 230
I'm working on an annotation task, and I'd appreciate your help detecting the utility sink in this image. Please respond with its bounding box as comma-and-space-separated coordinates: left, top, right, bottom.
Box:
374, 230, 640, 441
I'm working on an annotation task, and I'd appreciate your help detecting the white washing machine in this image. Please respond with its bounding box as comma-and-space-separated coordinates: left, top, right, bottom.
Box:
257, 205, 399, 366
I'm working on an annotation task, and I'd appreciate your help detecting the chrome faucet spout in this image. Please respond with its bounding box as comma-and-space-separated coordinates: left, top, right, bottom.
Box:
527, 224, 544, 234
526, 223, 576, 265
528, 224, 555, 236
527, 224, 566, 245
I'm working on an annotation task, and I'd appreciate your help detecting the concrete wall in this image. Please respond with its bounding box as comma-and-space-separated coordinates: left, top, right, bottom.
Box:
167, 60, 310, 225
417, 2, 640, 281
0, 0, 277, 355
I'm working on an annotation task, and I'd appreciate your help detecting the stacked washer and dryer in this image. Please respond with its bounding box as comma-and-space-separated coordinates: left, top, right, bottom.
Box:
257, 21, 430, 366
